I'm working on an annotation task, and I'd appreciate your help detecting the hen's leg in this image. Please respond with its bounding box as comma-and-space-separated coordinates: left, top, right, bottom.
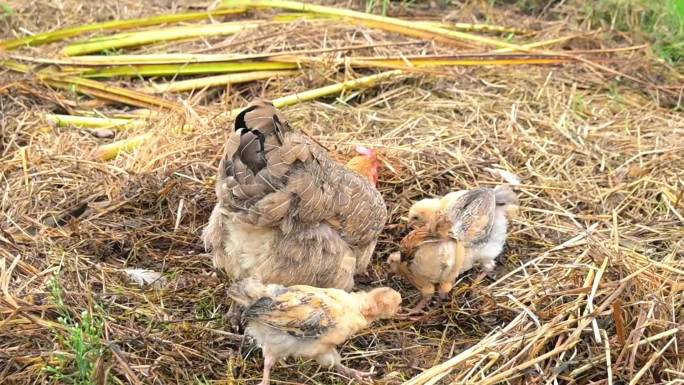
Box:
259, 351, 275, 385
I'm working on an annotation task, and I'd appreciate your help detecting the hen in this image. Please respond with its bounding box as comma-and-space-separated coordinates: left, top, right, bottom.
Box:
203, 100, 387, 290
389, 185, 518, 313
229, 278, 401, 385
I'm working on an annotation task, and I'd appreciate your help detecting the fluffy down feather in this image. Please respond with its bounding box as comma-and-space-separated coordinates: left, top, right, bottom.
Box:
203, 101, 387, 290
229, 278, 401, 385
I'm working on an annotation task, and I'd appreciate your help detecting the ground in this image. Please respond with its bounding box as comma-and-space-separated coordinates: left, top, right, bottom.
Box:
1, 1, 683, 384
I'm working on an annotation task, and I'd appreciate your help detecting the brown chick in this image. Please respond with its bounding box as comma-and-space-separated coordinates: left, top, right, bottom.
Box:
389, 186, 518, 313
203, 101, 387, 290
229, 278, 402, 385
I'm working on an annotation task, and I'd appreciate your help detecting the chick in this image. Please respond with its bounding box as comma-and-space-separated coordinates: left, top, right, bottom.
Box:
454, 185, 519, 272
388, 230, 465, 314
229, 278, 402, 385
390, 185, 518, 313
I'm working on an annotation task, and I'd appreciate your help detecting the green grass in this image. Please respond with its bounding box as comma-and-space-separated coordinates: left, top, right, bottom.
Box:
366, 0, 390, 15
0, 2, 14, 19
586, 0, 684, 64
44, 274, 105, 385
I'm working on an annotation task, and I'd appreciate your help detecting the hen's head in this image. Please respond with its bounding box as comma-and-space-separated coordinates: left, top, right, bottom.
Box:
345, 145, 379, 186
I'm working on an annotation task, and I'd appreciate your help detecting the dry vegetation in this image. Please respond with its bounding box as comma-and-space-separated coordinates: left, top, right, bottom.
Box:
1, 0, 683, 384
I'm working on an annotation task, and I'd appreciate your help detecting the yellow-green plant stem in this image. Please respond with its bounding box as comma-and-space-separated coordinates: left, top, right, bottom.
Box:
45, 114, 143, 129
62, 21, 262, 56
80, 61, 297, 78
0, 8, 246, 50
139, 69, 297, 93
223, 0, 526, 50
96, 69, 403, 160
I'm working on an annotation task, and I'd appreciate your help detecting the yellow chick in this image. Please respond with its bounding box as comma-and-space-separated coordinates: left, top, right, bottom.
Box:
229, 278, 402, 385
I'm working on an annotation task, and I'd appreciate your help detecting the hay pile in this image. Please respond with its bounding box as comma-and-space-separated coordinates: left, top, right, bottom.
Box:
1, 1, 682, 384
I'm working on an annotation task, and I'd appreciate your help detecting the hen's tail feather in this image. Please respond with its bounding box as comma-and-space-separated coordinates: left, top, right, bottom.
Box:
227, 277, 287, 307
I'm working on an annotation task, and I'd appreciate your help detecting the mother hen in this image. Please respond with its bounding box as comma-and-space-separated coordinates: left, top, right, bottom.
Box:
203, 101, 387, 290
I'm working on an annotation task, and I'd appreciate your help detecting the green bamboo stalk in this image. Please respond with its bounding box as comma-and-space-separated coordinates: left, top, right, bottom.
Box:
0, 8, 246, 51
95, 69, 403, 160
62, 21, 263, 56
81, 61, 297, 78
223, 0, 526, 50
45, 114, 143, 129
139, 69, 297, 93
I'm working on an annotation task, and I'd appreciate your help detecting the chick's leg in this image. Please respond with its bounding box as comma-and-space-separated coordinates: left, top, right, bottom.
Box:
320, 349, 372, 381
259, 351, 275, 385
438, 282, 453, 300
438, 242, 465, 300
393, 262, 435, 314
408, 285, 435, 315
336, 364, 373, 381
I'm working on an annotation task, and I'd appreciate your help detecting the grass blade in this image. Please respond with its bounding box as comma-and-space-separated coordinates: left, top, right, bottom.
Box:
62, 21, 263, 56
138, 69, 297, 93
0, 8, 246, 51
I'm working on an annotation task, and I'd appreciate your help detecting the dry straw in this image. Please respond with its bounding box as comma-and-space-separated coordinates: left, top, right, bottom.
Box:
0, 0, 682, 384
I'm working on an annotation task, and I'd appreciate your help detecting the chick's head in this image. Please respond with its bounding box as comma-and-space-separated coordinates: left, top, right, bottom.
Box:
407, 198, 441, 229
361, 287, 402, 321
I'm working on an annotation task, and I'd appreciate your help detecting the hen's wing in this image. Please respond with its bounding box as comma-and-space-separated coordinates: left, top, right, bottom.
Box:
444, 188, 495, 245
243, 287, 336, 338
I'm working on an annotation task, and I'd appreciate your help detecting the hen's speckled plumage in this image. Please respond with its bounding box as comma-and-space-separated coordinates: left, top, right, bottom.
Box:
203, 101, 387, 290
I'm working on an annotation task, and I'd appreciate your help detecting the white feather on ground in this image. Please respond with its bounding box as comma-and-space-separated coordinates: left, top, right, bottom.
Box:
123, 269, 166, 288
484, 167, 522, 186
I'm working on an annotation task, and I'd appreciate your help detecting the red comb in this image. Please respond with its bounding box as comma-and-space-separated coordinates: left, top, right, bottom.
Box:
355, 145, 374, 156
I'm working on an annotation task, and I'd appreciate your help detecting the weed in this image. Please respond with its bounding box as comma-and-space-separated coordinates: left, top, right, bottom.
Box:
0, 2, 14, 19
43, 273, 105, 385
585, 0, 684, 64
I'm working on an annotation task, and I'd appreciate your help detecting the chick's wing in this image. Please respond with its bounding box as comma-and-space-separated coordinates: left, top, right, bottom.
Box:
445, 188, 496, 245
243, 288, 336, 338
